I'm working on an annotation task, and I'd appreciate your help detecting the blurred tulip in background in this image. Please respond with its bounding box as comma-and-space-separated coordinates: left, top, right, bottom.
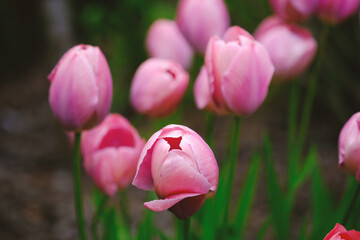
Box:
269, 0, 318, 22
317, 0, 360, 24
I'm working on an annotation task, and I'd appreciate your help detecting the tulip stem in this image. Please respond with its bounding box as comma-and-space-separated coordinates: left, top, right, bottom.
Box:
205, 113, 216, 149
72, 131, 87, 240
119, 190, 131, 229
91, 193, 108, 240
184, 218, 190, 240
342, 184, 360, 226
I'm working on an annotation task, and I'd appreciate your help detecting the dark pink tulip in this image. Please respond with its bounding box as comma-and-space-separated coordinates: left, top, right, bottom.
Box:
254, 16, 317, 81
81, 113, 145, 196
196, 26, 274, 115
317, 0, 360, 24
48, 44, 113, 131
338, 112, 360, 182
324, 223, 360, 240
146, 19, 194, 69
130, 58, 189, 118
176, 0, 230, 53
269, 0, 318, 21
132, 124, 218, 219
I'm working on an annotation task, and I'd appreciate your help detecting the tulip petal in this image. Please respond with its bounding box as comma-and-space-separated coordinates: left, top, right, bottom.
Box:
144, 192, 202, 211
194, 66, 212, 109
324, 223, 347, 240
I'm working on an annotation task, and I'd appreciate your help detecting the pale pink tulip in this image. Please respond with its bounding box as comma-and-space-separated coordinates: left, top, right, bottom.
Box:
269, 0, 318, 21
146, 19, 194, 69
324, 223, 360, 240
132, 124, 218, 219
48, 44, 113, 131
338, 112, 360, 182
81, 113, 145, 196
317, 0, 360, 24
254, 16, 317, 81
195, 26, 274, 115
130, 58, 189, 118
176, 0, 230, 53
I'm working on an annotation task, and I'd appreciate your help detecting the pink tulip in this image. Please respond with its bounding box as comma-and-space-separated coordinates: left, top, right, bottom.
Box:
254, 16, 317, 81
176, 0, 230, 53
324, 223, 360, 240
132, 124, 218, 219
146, 19, 194, 69
338, 112, 360, 182
130, 58, 189, 118
317, 0, 360, 23
81, 113, 145, 196
48, 44, 113, 131
195, 26, 274, 115
269, 0, 318, 21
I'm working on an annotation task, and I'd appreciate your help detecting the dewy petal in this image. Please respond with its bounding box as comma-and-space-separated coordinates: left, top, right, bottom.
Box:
144, 192, 202, 211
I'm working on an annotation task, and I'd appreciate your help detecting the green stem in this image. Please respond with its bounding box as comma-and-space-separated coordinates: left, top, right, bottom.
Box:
342, 184, 360, 226
119, 190, 131, 229
91, 193, 108, 240
205, 113, 216, 149
73, 132, 87, 240
184, 218, 190, 240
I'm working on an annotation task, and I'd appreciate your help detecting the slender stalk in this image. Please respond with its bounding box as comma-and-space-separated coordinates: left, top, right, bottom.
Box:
342, 184, 360, 226
205, 113, 216, 149
183, 218, 190, 240
91, 193, 108, 240
72, 132, 87, 240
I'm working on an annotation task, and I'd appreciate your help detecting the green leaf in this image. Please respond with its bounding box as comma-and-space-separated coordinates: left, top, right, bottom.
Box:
256, 216, 272, 240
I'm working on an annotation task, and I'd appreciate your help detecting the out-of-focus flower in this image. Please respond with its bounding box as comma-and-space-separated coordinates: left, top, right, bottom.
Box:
176, 0, 230, 53
81, 113, 145, 196
338, 112, 360, 182
317, 0, 360, 24
48, 44, 113, 131
130, 58, 189, 118
194, 26, 274, 115
254, 16, 317, 81
132, 124, 218, 219
269, 0, 318, 21
145, 19, 194, 69
324, 223, 360, 240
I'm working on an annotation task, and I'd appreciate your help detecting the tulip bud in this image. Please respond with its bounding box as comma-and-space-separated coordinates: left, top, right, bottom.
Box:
132, 124, 218, 219
48, 44, 113, 131
269, 0, 318, 21
81, 113, 145, 196
130, 58, 189, 118
338, 112, 360, 182
196, 26, 274, 115
324, 223, 360, 240
146, 19, 194, 69
317, 0, 360, 24
176, 0, 230, 53
254, 16, 317, 81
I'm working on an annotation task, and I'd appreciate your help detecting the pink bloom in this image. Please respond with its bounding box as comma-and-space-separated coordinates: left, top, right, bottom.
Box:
338, 112, 360, 182
130, 58, 189, 118
269, 0, 318, 21
195, 26, 274, 115
176, 0, 230, 53
254, 16, 317, 81
81, 113, 145, 196
324, 223, 360, 240
132, 124, 218, 219
317, 0, 360, 24
146, 19, 194, 69
48, 44, 113, 131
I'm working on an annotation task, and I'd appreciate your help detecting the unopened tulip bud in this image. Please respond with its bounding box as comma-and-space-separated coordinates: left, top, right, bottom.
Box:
81, 114, 145, 196
176, 0, 230, 53
146, 19, 194, 69
317, 0, 360, 24
130, 58, 189, 118
324, 223, 360, 240
338, 112, 360, 182
48, 44, 113, 131
132, 124, 218, 219
269, 0, 318, 21
254, 16, 317, 81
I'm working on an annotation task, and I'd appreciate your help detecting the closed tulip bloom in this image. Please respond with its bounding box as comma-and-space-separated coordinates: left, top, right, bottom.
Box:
254, 16, 317, 81
317, 0, 360, 24
176, 0, 230, 53
48, 44, 113, 131
196, 26, 274, 115
269, 0, 318, 21
81, 113, 145, 196
338, 112, 360, 182
324, 223, 360, 240
146, 19, 194, 69
130, 58, 189, 118
132, 124, 218, 219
